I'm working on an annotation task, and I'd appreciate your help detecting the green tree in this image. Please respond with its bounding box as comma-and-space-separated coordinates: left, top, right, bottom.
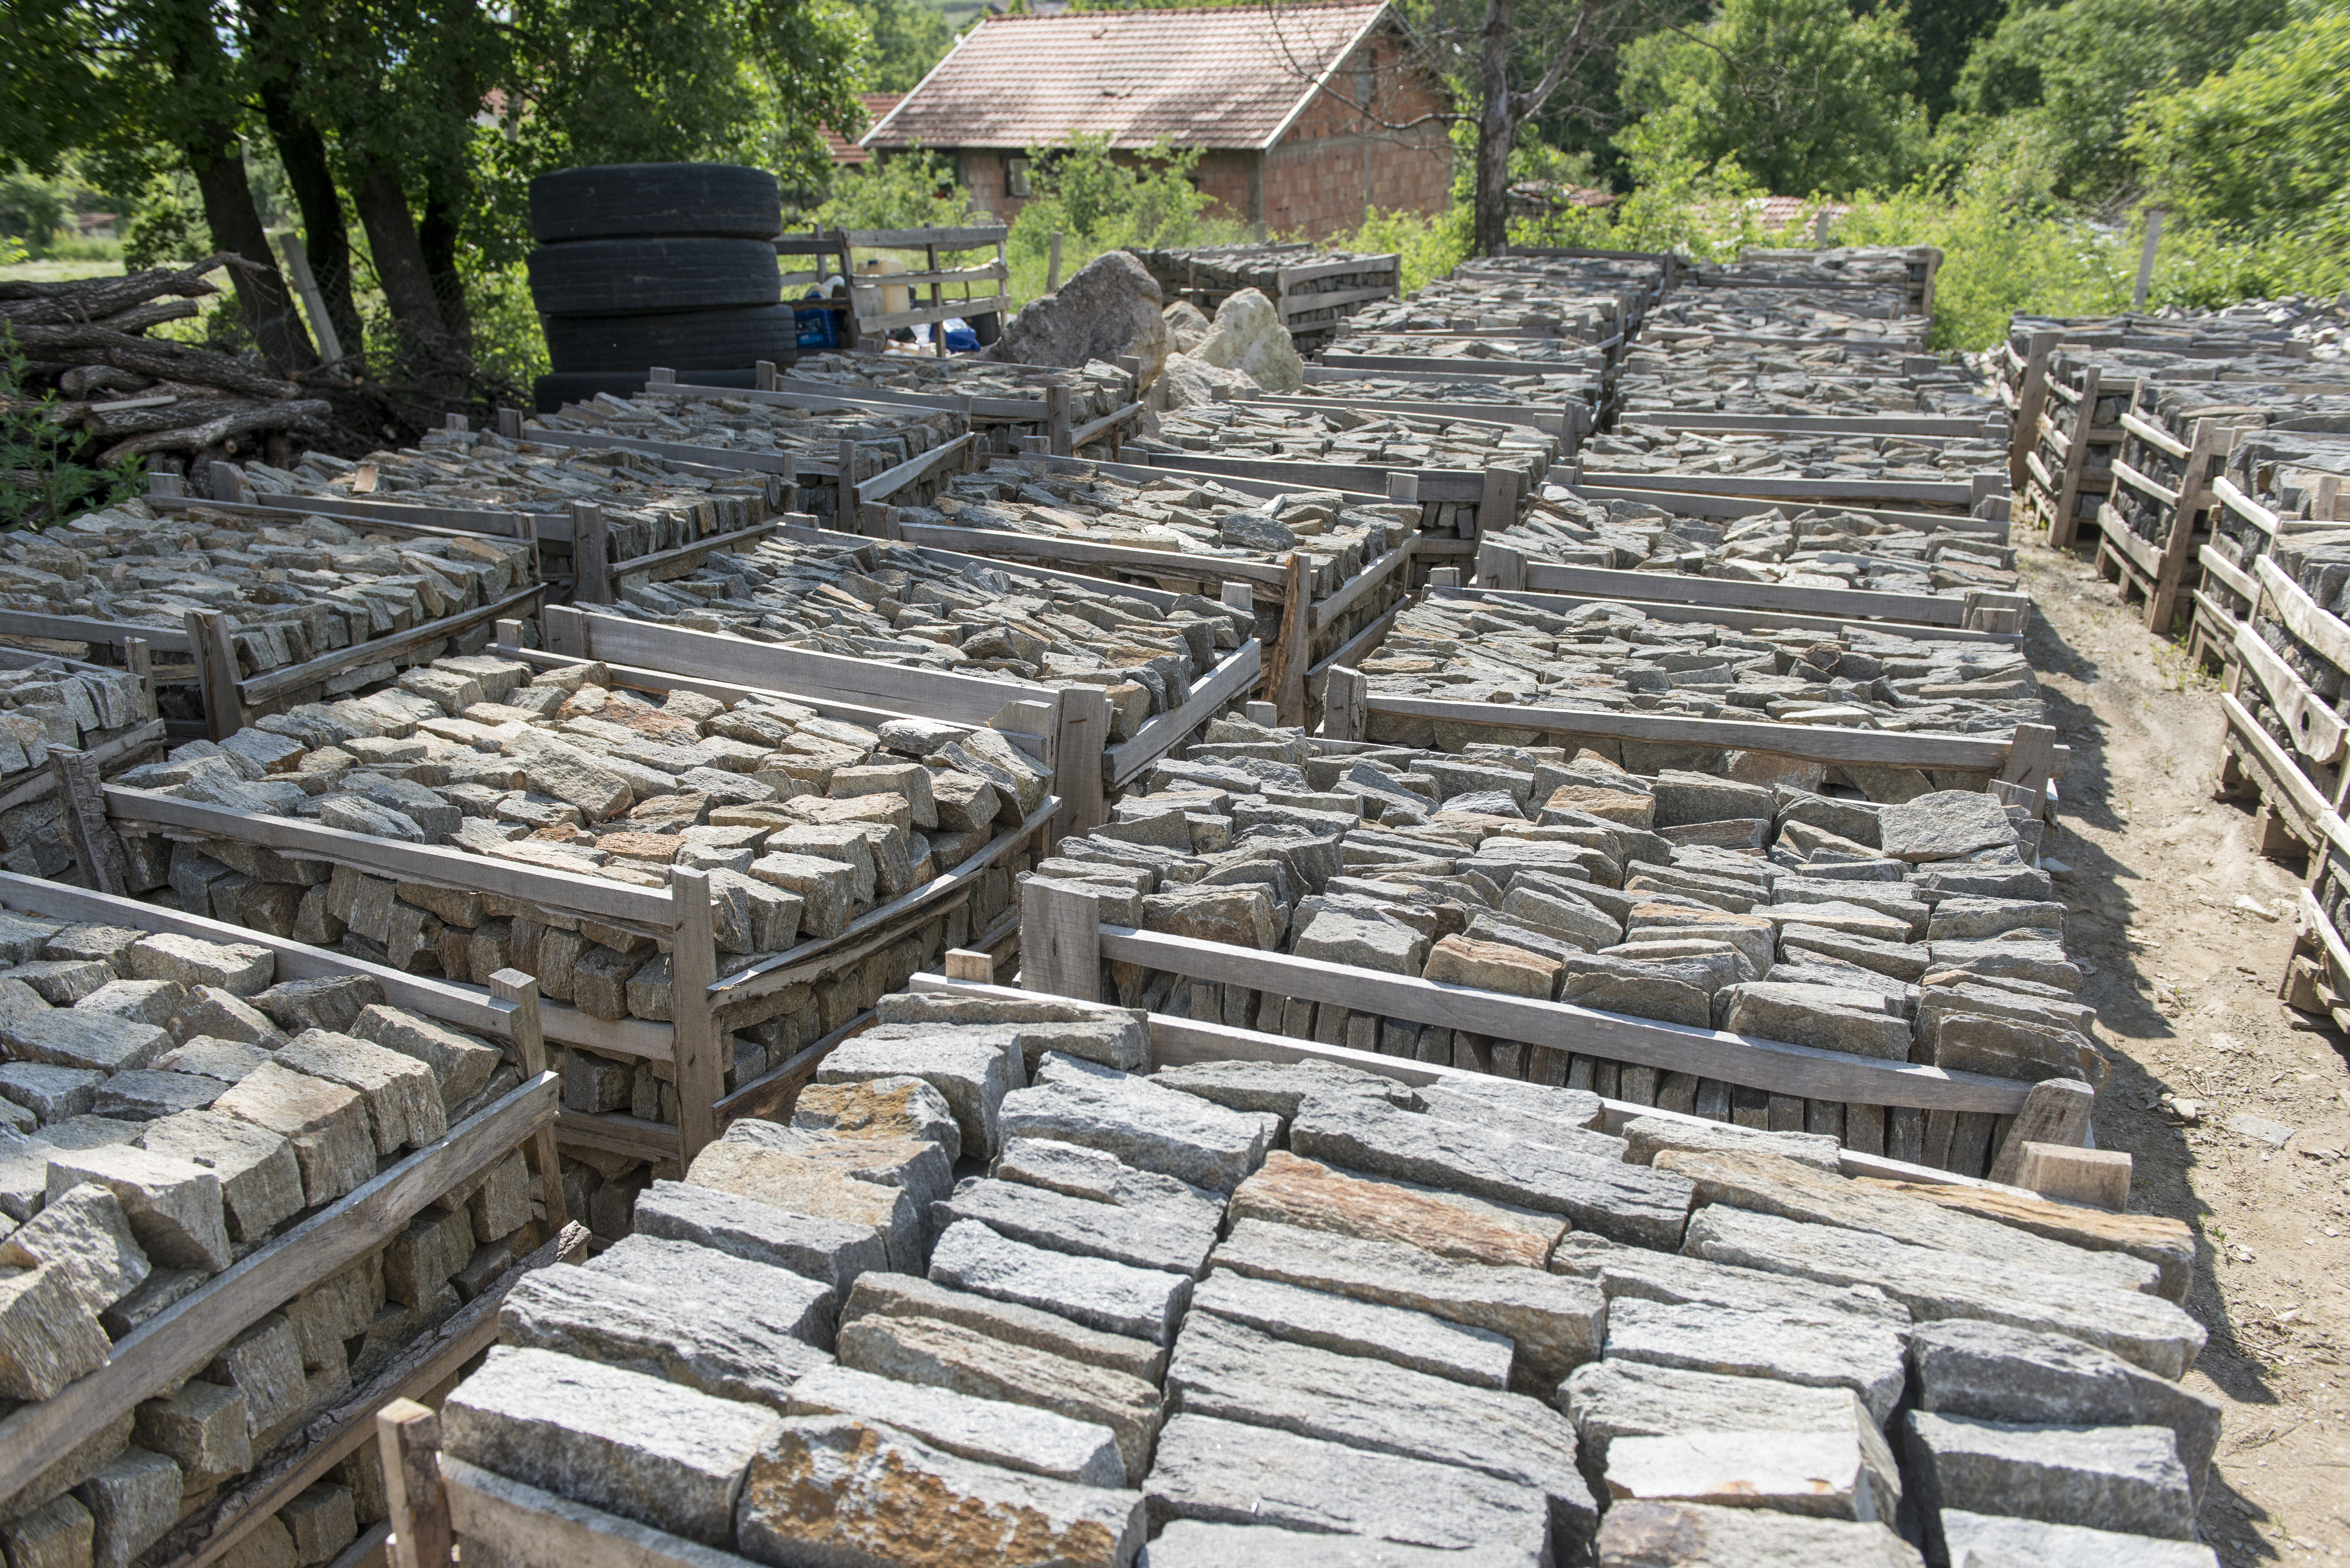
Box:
1907, 0, 2006, 121
1943, 0, 2286, 206
854, 0, 955, 92
2128, 4, 2350, 242
1616, 0, 1928, 196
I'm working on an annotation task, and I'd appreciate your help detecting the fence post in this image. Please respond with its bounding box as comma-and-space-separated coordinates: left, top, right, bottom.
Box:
1020, 880, 1102, 1001
2133, 208, 2165, 312
185, 610, 243, 740
569, 501, 610, 606
487, 968, 568, 1236
49, 748, 127, 896
376, 1399, 452, 1568
1323, 666, 1367, 743
669, 869, 722, 1166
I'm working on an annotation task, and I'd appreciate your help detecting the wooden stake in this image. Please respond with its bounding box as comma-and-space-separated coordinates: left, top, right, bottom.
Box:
376, 1399, 451, 1568
48, 748, 128, 896
570, 502, 610, 607
488, 968, 568, 1236
185, 609, 243, 740
1020, 880, 1101, 1001
1323, 665, 1366, 742
668, 868, 722, 1167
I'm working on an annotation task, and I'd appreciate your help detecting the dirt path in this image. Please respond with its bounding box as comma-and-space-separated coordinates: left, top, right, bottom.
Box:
2021, 546, 2350, 1563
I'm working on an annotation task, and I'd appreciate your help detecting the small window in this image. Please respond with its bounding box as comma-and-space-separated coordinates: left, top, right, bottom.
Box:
1007, 158, 1032, 197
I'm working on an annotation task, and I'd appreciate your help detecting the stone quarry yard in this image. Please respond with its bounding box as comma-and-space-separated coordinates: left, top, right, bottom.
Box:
2024, 545, 2350, 1565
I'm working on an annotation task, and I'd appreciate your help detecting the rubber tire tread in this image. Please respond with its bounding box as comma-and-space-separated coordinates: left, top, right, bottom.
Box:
528, 239, 779, 318
532, 368, 759, 413
530, 164, 780, 243
543, 305, 802, 375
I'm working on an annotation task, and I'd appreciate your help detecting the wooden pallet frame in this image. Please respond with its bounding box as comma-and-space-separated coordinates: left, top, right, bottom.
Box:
1014, 880, 2069, 1176
1621, 411, 2006, 441
0, 873, 565, 1529
2042, 363, 2132, 551
1566, 467, 1988, 515
2092, 413, 2239, 632
1557, 481, 2011, 543
840, 225, 1010, 353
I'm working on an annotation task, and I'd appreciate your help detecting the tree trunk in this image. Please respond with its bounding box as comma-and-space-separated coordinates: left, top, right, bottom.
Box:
351, 160, 455, 375
184, 123, 319, 372
417, 176, 473, 353
256, 91, 365, 367
1473, 0, 1518, 257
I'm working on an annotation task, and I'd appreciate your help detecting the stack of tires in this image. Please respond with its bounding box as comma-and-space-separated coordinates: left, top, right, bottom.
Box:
527, 163, 789, 411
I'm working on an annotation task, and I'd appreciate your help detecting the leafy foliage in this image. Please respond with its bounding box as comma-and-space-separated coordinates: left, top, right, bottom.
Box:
854, 0, 956, 93
1616, 0, 1928, 197
0, 330, 144, 528
1001, 134, 1247, 302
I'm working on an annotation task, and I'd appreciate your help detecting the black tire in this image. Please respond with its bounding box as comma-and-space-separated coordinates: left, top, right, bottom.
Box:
543, 304, 802, 375
530, 164, 780, 243
971, 311, 1002, 347
533, 367, 760, 413
528, 238, 778, 318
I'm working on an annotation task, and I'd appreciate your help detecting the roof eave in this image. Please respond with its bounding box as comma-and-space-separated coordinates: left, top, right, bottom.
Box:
860, 25, 978, 147
1258, 0, 1392, 152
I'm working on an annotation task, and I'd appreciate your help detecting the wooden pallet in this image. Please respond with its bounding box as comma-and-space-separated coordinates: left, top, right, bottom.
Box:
2092, 413, 2240, 633
0, 873, 566, 1564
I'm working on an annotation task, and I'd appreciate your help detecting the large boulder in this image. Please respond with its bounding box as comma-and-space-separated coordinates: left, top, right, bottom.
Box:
990, 251, 1169, 389
1147, 352, 1251, 412
1194, 288, 1303, 393
1163, 300, 1212, 353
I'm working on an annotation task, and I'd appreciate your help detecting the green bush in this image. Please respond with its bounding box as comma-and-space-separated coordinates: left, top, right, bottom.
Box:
0, 331, 144, 528
1003, 133, 1246, 302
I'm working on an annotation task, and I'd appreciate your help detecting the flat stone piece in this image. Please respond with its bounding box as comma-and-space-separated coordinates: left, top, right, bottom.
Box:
0, 1494, 95, 1568
43, 1144, 230, 1272
934, 1178, 1217, 1277
1192, 1270, 1513, 1389
841, 1271, 1165, 1386
0, 1063, 104, 1126
1907, 1317, 2221, 1503
1229, 1150, 1564, 1270
90, 1071, 224, 1122
253, 976, 384, 1036
134, 1379, 252, 1486
1905, 1410, 2193, 1544
999, 1058, 1275, 1193
2, 1012, 171, 1075
1142, 1413, 1552, 1561
210, 1062, 376, 1206
1165, 1312, 1596, 1553
815, 1036, 1007, 1160
276, 1029, 446, 1154
1563, 1359, 1901, 1501
1213, 1216, 1603, 1395
1150, 1058, 1411, 1123
126, 934, 273, 995
1621, 1116, 1840, 1171
73, 980, 185, 1028
1602, 1295, 1910, 1426
1682, 1206, 2207, 1381
793, 1076, 962, 1165
1549, 1231, 1909, 1328
1605, 1429, 1885, 1522
929, 1218, 1192, 1345
174, 987, 287, 1049
1592, 1501, 1923, 1567
349, 1005, 501, 1113
628, 1178, 886, 1308
1290, 1095, 1693, 1248
992, 1138, 1224, 1229
1937, 1509, 2219, 1568
832, 1310, 1162, 1484
0, 1257, 112, 1399
1856, 1177, 2196, 1305
1877, 790, 2016, 863
75, 1447, 181, 1568
717, 1120, 951, 1218
440, 1345, 781, 1545
589, 1232, 835, 1347
1140, 1519, 1538, 1568
498, 1253, 829, 1411
1655, 1150, 2160, 1298
735, 1415, 1145, 1568
0, 1180, 148, 1306
786, 1364, 1125, 1488
683, 1140, 923, 1274
155, 1038, 271, 1085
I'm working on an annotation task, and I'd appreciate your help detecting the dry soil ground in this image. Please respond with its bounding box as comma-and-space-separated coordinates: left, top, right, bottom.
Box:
2020, 545, 2350, 1562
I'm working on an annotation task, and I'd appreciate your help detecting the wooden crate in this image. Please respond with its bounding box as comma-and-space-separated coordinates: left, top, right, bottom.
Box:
0, 873, 566, 1568
2211, 553, 2350, 857
840, 225, 1011, 358
673, 364, 1147, 463
2092, 409, 2244, 634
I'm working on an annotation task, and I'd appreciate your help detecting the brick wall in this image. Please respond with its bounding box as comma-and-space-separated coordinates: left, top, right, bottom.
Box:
1265, 22, 1453, 238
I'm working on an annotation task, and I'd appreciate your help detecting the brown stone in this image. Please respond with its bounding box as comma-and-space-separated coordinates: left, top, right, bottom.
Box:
1229, 1150, 1564, 1269
1421, 935, 1559, 999
595, 832, 681, 865
1856, 1178, 2196, 1304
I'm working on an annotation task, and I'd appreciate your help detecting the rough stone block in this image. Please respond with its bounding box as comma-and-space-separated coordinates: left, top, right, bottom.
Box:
1603, 1295, 1908, 1426
630, 1179, 887, 1308
682, 1140, 924, 1275
134, 1109, 303, 1247
1562, 1358, 1901, 1506
592, 1233, 835, 1347
1621, 1115, 1840, 1171
1138, 1519, 1538, 1568
1592, 1501, 1922, 1567
133, 1380, 251, 1486
999, 1058, 1275, 1193
0, 1180, 147, 1307
0, 1064, 105, 1127
385, 1207, 474, 1307
1904, 1411, 2193, 1545
1605, 1428, 1887, 1521
0, 1495, 94, 1568
990, 1138, 1224, 1231
172, 988, 286, 1050
90, 1071, 225, 1122
792, 1077, 961, 1165
814, 1036, 1006, 1159
934, 1178, 1217, 1277
72, 981, 184, 1030
126, 935, 273, 996
349, 1006, 501, 1113
1192, 1270, 1514, 1389
1548, 1231, 1909, 1330
734, 1416, 1144, 1568
9, 963, 116, 1007
276, 1030, 446, 1154
43, 1145, 230, 1273
73, 1449, 180, 1568
205, 1313, 308, 1443
786, 1364, 1123, 1488
929, 1218, 1192, 1346
1227, 1150, 1564, 1270
281, 1483, 355, 1568
2, 1012, 170, 1075
210, 1063, 377, 1205
0, 1260, 111, 1399
1937, 1509, 2219, 1568
841, 1271, 1164, 1386
250, 976, 383, 1037
441, 1345, 780, 1544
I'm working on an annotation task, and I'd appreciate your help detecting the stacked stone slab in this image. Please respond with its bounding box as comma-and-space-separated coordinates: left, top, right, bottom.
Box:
786, 351, 1138, 429
0, 900, 551, 1566
1132, 401, 1557, 477
254, 428, 784, 566
1029, 714, 2084, 1175
525, 391, 964, 530
1612, 342, 1996, 421
425, 986, 2213, 1567
0, 500, 534, 691
1359, 593, 2044, 739
1494, 492, 2016, 595
109, 651, 1041, 1011
598, 535, 1252, 743
1580, 423, 2005, 485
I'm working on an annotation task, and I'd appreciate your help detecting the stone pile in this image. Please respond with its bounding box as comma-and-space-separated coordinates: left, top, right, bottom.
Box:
1132, 400, 1557, 476
1337, 281, 1625, 342
789, 352, 1137, 428
1324, 331, 1598, 367
0, 904, 549, 1568
1129, 244, 1398, 351
598, 535, 1251, 741
1612, 344, 1997, 421
1697, 246, 1942, 315
0, 661, 148, 777
1282, 371, 1600, 414
1647, 287, 1925, 348
1360, 594, 2043, 736
1494, 491, 2017, 596
1581, 424, 2005, 483
0, 501, 534, 686
1027, 715, 2079, 1174
526, 390, 964, 527
254, 428, 784, 564
2008, 306, 2350, 366
425, 983, 2213, 1568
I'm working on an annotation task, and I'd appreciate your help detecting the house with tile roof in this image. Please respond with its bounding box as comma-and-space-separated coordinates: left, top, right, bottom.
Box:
862, 1, 1452, 239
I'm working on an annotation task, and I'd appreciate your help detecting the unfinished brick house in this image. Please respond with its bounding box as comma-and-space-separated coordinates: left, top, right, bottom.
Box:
862, 0, 1453, 239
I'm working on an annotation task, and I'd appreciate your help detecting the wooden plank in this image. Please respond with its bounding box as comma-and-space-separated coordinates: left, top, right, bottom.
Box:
1363, 691, 2057, 774
516, 424, 804, 476
102, 785, 675, 928
2111, 458, 2179, 508
441, 1458, 742, 1568
1265, 553, 1312, 726
2198, 545, 2256, 603
858, 434, 976, 504
1573, 470, 1977, 506
49, 746, 128, 894
2256, 554, 2350, 674
0, 1073, 556, 1504
855, 295, 1011, 333
1621, 412, 2000, 438
1311, 537, 1416, 634
188, 610, 243, 740
377, 1401, 450, 1568
1092, 925, 2029, 1112
553, 1110, 680, 1163
887, 523, 1291, 588
487, 969, 568, 1236
1020, 880, 1102, 1002
668, 870, 721, 1165
1236, 394, 1565, 435
2119, 409, 2191, 461
2235, 620, 2345, 764
1105, 641, 1263, 789
1009, 452, 1385, 507
2213, 475, 2280, 539
1441, 585, 2020, 647
1986, 1080, 2097, 1184
2098, 507, 2165, 580
676, 375, 1042, 423
2223, 690, 2331, 826
543, 606, 1041, 727
238, 583, 547, 705
1512, 560, 1966, 627
1139, 449, 1492, 505
149, 487, 534, 543
842, 225, 1008, 249
1279, 282, 1400, 315
1562, 483, 2009, 539
1069, 402, 1146, 450
0, 610, 192, 655
608, 523, 779, 586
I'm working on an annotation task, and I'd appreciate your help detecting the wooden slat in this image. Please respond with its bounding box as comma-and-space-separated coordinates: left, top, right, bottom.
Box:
889, 522, 1290, 588
1572, 470, 1977, 506
0, 719, 165, 821
149, 487, 532, 543
0, 610, 193, 655
857, 434, 975, 504
670, 376, 1041, 423
2256, 554, 2350, 673
855, 295, 1012, 333
1105, 641, 1263, 789
847, 261, 1007, 289
238, 584, 548, 704
2235, 619, 2346, 764
2110, 457, 2178, 508
1280, 282, 1400, 315
553, 1110, 680, 1162
1561, 483, 2009, 539
2119, 409, 2191, 461
1138, 449, 1493, 505
1090, 927, 2028, 1111
1236, 394, 1565, 435
1069, 402, 1147, 449
0, 1074, 556, 1504
1440, 585, 2019, 646
1311, 537, 1417, 634
608, 522, 779, 586
102, 785, 674, 928
2222, 690, 2331, 826
1621, 412, 2000, 438
842, 225, 1007, 249
517, 425, 804, 476
441, 1458, 741, 1568
2198, 545, 2256, 602
1512, 559, 1965, 627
